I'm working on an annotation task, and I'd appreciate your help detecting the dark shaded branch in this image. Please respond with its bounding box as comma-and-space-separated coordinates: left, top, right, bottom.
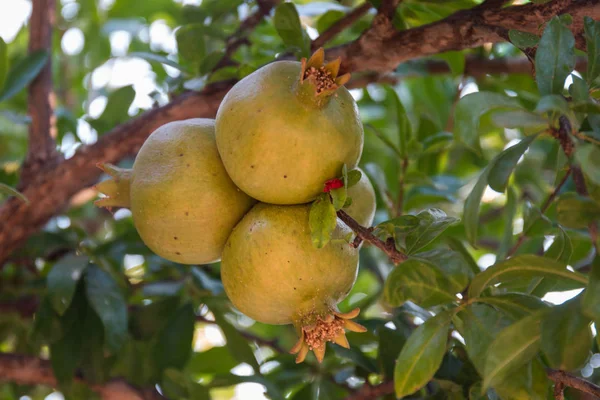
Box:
547, 369, 600, 399
312, 2, 372, 50
0, 353, 165, 400
20, 0, 62, 186
0, 0, 595, 264
337, 210, 407, 265
215, 0, 280, 69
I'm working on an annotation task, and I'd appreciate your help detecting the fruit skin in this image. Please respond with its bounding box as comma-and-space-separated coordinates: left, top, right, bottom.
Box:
221, 203, 359, 325
129, 119, 255, 264
344, 168, 376, 227
215, 60, 364, 205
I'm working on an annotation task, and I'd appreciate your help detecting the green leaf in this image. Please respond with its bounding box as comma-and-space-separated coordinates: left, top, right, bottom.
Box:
330, 166, 348, 210
154, 303, 196, 372
465, 135, 538, 244
508, 29, 540, 49
488, 134, 538, 193
378, 326, 408, 379
31, 297, 63, 345
482, 313, 543, 390
445, 237, 481, 276
0, 50, 48, 103
557, 195, 600, 229
404, 208, 459, 254
477, 293, 549, 320
436, 51, 465, 76
384, 258, 459, 308
309, 193, 337, 248
347, 169, 362, 188
47, 254, 89, 315
491, 110, 548, 129
498, 186, 517, 259
493, 359, 548, 400
455, 304, 512, 373
582, 257, 600, 320
176, 24, 206, 65
273, 2, 309, 57
386, 86, 411, 157
0, 37, 8, 92
187, 346, 239, 376
584, 16, 600, 85
210, 305, 260, 371
365, 124, 403, 158
394, 311, 452, 398
468, 254, 587, 298
414, 249, 473, 293
454, 92, 522, 147
575, 143, 600, 186
128, 51, 189, 73
535, 94, 571, 115
535, 16, 575, 96
0, 183, 28, 203
540, 298, 592, 370
85, 266, 128, 352
544, 226, 572, 263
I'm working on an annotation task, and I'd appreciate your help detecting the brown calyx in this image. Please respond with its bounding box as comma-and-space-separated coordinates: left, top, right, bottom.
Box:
298, 47, 351, 102
303, 66, 337, 95
290, 307, 367, 364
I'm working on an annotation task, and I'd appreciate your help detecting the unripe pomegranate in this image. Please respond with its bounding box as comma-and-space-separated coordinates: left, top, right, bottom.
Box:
221, 203, 366, 363
344, 168, 376, 227
95, 119, 256, 264
215, 48, 364, 205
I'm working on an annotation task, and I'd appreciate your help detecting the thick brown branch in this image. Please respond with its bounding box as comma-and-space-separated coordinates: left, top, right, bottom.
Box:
329, 0, 599, 73
337, 209, 407, 265
0, 353, 164, 400
311, 2, 372, 50
0, 0, 594, 264
547, 369, 600, 399
21, 0, 62, 186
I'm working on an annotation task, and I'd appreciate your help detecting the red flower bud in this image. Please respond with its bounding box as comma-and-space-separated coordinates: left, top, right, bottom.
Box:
323, 178, 344, 193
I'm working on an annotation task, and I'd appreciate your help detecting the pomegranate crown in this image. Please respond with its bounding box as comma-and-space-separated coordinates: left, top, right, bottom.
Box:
297, 48, 351, 105
94, 162, 132, 209
290, 307, 366, 364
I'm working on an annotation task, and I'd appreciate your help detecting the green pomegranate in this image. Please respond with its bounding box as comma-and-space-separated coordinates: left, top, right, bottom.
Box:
221, 203, 366, 363
344, 168, 376, 227
95, 119, 255, 264
215, 48, 364, 205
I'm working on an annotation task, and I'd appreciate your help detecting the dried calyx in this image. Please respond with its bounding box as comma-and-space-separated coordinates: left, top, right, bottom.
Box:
290, 307, 367, 363
296, 48, 351, 108
94, 163, 132, 209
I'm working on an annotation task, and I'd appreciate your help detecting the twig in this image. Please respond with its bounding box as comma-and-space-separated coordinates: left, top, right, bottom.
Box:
547, 369, 600, 399
343, 381, 394, 400
0, 353, 164, 400
337, 209, 408, 265
507, 167, 572, 258
312, 3, 372, 50
20, 0, 62, 186
554, 380, 565, 400
214, 0, 280, 70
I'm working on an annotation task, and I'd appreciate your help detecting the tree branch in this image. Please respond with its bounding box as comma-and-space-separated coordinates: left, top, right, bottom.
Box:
20, 0, 63, 186
547, 369, 600, 399
311, 2, 372, 50
0, 0, 595, 265
329, 0, 598, 73
337, 210, 407, 265
0, 353, 165, 400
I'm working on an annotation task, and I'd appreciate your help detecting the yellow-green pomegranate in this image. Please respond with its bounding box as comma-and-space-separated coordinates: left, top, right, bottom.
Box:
344, 168, 376, 227
95, 119, 255, 264
215, 48, 364, 205
221, 203, 365, 363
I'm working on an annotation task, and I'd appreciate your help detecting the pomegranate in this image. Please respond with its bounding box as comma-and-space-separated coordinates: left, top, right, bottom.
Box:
95, 119, 256, 264
215, 48, 364, 205
220, 203, 366, 363
344, 168, 376, 227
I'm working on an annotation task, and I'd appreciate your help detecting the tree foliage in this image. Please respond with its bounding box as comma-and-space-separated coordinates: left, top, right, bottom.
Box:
0, 0, 599, 399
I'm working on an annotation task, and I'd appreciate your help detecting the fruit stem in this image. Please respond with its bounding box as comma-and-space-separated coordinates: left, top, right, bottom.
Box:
94, 163, 132, 209
295, 48, 350, 109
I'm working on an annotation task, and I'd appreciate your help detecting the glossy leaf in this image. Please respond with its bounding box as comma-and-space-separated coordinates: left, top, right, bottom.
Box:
85, 266, 128, 352
404, 208, 459, 254
154, 303, 196, 372
386, 86, 411, 157
468, 254, 587, 298
508, 29, 540, 49
488, 134, 538, 193
575, 143, 600, 186
540, 298, 592, 370
482, 313, 543, 390
584, 16, 600, 85
210, 305, 260, 371
478, 293, 549, 320
394, 311, 452, 398
176, 24, 206, 65
273, 2, 309, 56
47, 254, 89, 315
0, 50, 48, 103
535, 16, 575, 95
309, 193, 337, 248
557, 195, 600, 229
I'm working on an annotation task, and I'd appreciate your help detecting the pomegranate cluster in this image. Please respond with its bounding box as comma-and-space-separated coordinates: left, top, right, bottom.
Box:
95, 49, 376, 363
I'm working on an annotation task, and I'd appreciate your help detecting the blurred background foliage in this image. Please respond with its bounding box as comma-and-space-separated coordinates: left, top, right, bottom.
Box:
0, 0, 599, 399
